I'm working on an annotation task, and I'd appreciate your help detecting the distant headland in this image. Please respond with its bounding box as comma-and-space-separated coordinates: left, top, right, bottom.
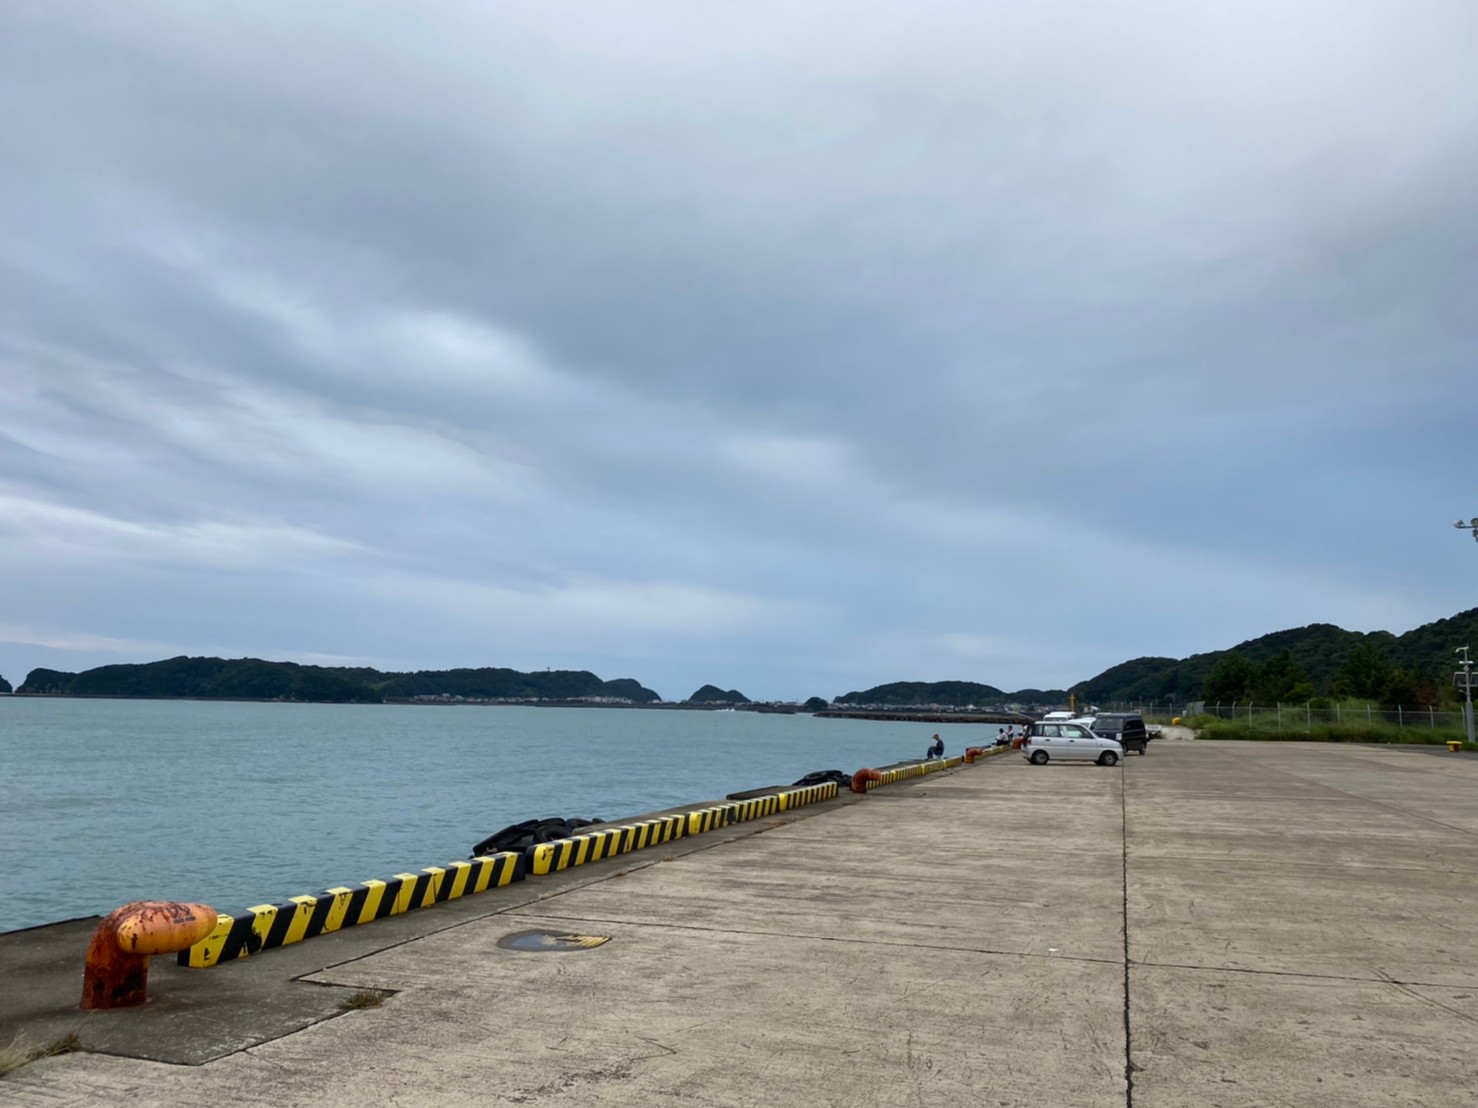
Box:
5, 604, 1477, 711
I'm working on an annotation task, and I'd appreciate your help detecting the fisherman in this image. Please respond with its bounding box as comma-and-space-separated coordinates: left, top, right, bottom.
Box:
927, 734, 944, 759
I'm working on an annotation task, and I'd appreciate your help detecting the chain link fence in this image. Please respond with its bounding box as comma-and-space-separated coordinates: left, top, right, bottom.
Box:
1087, 699, 1471, 734
1198, 701, 1469, 733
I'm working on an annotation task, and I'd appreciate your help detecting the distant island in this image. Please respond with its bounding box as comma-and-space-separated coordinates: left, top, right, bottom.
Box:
834, 680, 1068, 708
16, 658, 660, 706
9, 605, 1477, 712
685, 684, 749, 705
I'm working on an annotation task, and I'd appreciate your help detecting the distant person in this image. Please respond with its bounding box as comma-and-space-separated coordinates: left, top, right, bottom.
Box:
997, 727, 1007, 747
927, 734, 944, 759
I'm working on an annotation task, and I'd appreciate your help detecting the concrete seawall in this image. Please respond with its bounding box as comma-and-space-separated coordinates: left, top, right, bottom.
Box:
3, 740, 1477, 1106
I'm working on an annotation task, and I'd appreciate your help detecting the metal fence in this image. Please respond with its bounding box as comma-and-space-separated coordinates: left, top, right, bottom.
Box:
1087, 700, 1471, 733
1200, 701, 1470, 733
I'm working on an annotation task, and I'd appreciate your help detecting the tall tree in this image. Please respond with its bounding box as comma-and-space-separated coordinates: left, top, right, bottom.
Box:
1252, 649, 1313, 703
1333, 640, 1395, 700
1203, 652, 1258, 703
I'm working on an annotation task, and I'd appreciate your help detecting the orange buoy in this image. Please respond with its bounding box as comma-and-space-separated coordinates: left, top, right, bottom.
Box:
851, 767, 883, 793
81, 900, 218, 1010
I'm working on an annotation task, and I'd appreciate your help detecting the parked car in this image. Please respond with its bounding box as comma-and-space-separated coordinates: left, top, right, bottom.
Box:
1021, 722, 1123, 766
1082, 713, 1149, 755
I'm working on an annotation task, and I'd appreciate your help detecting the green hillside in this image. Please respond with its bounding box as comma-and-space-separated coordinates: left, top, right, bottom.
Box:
1072, 607, 1478, 705
16, 657, 662, 705
837, 680, 1006, 707
685, 685, 750, 704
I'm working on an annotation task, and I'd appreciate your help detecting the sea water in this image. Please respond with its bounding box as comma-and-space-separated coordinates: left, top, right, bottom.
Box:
0, 697, 981, 932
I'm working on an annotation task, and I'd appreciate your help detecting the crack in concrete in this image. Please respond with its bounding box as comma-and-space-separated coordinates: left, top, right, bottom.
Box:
1130, 959, 1476, 989
1120, 764, 1135, 1108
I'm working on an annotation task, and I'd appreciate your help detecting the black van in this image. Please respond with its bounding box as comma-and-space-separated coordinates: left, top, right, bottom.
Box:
1088, 713, 1149, 754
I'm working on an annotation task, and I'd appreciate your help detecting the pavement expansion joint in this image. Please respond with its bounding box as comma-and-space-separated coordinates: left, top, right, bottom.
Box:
1120, 765, 1135, 1108
498, 911, 1127, 966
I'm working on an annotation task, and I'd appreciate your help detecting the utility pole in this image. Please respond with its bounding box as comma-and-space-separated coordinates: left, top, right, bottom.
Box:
1458, 647, 1476, 748
1452, 518, 1478, 746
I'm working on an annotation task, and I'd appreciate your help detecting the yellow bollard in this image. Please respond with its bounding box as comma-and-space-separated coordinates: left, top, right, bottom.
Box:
1447, 740, 1463, 753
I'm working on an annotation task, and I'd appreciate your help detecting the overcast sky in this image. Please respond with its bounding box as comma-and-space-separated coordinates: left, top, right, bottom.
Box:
2, 1, 1475, 702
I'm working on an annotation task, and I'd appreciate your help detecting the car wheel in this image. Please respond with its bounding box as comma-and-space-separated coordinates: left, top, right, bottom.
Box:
1099, 751, 1119, 766
1029, 750, 1048, 765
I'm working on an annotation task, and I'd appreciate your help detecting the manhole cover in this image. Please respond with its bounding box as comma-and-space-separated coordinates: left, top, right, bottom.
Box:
497, 929, 611, 952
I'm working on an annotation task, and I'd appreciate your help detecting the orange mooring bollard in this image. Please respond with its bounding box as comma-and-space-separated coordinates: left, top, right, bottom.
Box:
851, 767, 883, 793
81, 900, 218, 1010
964, 746, 986, 764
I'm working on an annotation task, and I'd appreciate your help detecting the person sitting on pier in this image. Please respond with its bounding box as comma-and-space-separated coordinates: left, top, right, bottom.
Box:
927, 734, 944, 759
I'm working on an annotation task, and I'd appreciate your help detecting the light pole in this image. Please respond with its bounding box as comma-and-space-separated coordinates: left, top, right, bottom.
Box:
1458, 647, 1476, 749
1453, 519, 1478, 746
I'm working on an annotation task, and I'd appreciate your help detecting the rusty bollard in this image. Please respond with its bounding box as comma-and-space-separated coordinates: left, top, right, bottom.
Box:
81, 900, 218, 1010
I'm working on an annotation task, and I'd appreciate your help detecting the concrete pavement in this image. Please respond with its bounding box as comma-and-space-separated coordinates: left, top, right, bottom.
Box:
3, 740, 1476, 1106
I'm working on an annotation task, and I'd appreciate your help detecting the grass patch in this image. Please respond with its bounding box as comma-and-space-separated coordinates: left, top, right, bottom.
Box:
1198, 718, 1471, 747
337, 990, 385, 1012
31, 1033, 82, 1060
0, 1033, 33, 1078
1, 1031, 85, 1079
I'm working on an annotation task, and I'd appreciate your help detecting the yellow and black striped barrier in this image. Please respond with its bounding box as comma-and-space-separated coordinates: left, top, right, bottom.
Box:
180, 851, 523, 967
180, 780, 842, 967
527, 813, 687, 875
852, 756, 966, 792
779, 781, 836, 809
528, 782, 839, 875
686, 804, 732, 835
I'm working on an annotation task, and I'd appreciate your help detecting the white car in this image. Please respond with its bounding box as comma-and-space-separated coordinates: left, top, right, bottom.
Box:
1021, 721, 1123, 766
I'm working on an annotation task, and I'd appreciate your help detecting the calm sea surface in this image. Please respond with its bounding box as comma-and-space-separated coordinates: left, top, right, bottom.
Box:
0, 697, 977, 933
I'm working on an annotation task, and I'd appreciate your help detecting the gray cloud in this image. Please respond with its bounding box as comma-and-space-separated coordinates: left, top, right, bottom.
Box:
1, 1, 1475, 700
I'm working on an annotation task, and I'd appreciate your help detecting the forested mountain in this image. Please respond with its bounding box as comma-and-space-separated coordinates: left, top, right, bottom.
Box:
16, 657, 661, 705
837, 680, 1006, 707
685, 685, 750, 704
13, 608, 1478, 709
0, 673, 11, 694
1004, 687, 1073, 704
835, 680, 1068, 707
1072, 607, 1478, 705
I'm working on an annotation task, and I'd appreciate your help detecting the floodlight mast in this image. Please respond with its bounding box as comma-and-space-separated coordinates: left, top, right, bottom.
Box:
1454, 518, 1478, 542
1459, 647, 1476, 749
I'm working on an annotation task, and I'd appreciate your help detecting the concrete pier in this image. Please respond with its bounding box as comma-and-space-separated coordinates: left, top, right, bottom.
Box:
3, 739, 1476, 1105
